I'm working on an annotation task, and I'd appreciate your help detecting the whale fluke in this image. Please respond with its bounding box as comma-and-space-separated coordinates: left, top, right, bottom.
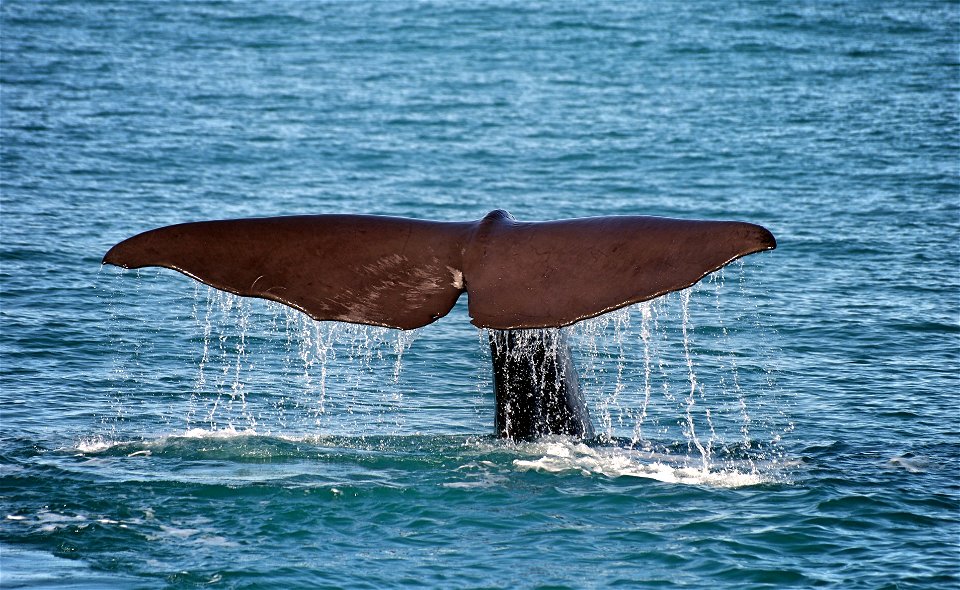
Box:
103, 210, 775, 330
104, 210, 775, 440
103, 215, 470, 330
461, 210, 775, 329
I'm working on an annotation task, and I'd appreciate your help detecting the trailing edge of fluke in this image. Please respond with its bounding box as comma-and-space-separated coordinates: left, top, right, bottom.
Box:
103, 210, 776, 439
102, 210, 776, 331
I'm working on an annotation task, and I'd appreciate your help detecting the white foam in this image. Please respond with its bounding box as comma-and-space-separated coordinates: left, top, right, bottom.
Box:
443, 463, 510, 489
178, 426, 260, 439
32, 510, 89, 533
887, 455, 926, 474
74, 430, 774, 488
75, 437, 121, 453
510, 439, 768, 488
75, 426, 266, 454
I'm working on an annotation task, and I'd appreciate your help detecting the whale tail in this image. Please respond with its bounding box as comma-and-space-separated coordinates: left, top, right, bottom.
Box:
103, 210, 775, 330
103, 210, 776, 440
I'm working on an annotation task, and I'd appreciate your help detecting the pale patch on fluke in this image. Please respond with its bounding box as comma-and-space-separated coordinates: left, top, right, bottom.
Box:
448, 267, 464, 290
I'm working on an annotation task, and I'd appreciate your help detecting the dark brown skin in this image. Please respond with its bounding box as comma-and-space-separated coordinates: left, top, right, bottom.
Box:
104, 210, 775, 440
103, 215, 471, 330
462, 210, 776, 328
102, 210, 776, 330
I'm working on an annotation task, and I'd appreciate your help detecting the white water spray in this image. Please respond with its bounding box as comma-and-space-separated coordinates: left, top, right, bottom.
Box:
101, 265, 787, 477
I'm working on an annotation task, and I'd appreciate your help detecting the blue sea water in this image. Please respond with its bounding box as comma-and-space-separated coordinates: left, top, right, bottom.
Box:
2, 1, 958, 588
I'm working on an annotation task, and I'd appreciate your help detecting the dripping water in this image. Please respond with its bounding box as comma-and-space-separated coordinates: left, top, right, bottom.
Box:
569, 265, 787, 473
101, 265, 787, 473
101, 271, 420, 439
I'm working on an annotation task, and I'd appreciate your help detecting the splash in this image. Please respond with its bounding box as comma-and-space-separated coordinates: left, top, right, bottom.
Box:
568, 265, 788, 475
185, 289, 420, 436
101, 264, 788, 477
101, 273, 420, 439
509, 438, 770, 488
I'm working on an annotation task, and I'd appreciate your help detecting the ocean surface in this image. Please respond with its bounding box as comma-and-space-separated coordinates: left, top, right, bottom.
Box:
2, 1, 958, 588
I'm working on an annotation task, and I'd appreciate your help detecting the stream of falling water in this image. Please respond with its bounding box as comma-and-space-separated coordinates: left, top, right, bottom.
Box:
165, 285, 421, 437
101, 264, 789, 475
568, 263, 789, 472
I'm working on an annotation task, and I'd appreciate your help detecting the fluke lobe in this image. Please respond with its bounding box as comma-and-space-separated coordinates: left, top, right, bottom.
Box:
103, 210, 776, 440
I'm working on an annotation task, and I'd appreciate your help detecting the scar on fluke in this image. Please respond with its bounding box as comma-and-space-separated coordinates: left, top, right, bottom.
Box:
103, 211, 776, 440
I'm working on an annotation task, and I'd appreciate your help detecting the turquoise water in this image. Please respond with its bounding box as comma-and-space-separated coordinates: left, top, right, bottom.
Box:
2, 1, 958, 588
